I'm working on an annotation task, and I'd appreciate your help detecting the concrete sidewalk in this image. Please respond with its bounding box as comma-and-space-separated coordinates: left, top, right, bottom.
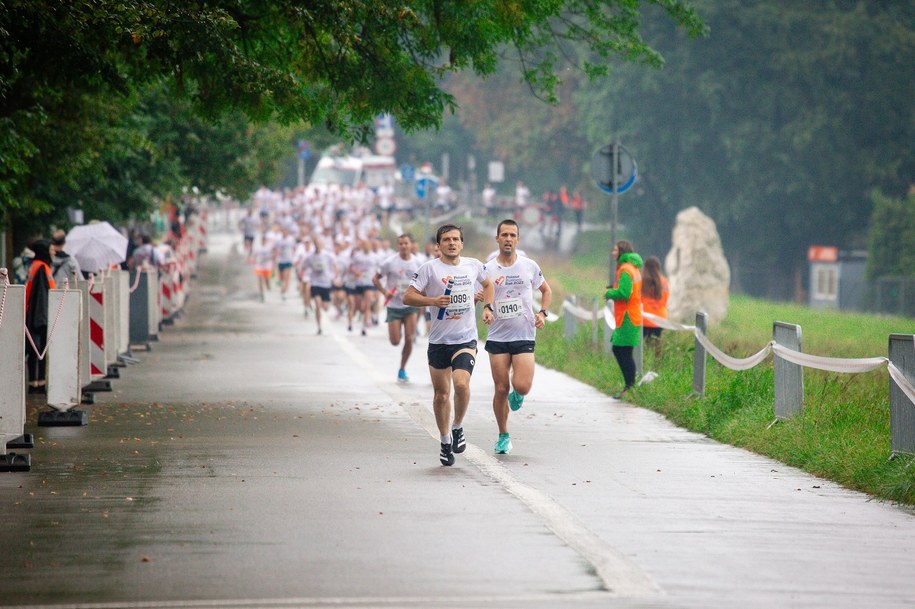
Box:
1, 223, 913, 609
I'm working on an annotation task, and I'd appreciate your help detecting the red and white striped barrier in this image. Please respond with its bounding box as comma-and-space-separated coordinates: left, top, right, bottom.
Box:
89, 278, 108, 379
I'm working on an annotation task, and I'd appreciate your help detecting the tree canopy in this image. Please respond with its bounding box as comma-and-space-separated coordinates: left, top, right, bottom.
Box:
0, 0, 706, 240
413, 0, 914, 295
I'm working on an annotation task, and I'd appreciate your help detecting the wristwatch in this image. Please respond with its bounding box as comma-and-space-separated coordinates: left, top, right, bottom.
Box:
538, 309, 548, 316
483, 303, 494, 312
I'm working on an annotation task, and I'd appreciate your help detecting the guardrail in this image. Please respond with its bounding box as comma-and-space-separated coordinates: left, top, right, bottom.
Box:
560, 297, 915, 457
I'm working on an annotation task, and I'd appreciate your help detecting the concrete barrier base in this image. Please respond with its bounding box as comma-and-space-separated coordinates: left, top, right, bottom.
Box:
5, 434, 34, 450
83, 380, 112, 393
37, 410, 88, 427
0, 452, 30, 472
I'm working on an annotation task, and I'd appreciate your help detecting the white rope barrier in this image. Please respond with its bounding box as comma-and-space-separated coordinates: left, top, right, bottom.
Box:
561, 299, 593, 321
694, 332, 775, 372
643, 311, 695, 332
0, 268, 9, 330
888, 362, 915, 407
770, 343, 888, 374
24, 287, 70, 361
562, 297, 915, 402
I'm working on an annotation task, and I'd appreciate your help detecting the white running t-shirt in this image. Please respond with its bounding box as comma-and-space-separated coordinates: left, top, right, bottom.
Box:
484, 256, 544, 343
378, 253, 423, 309
410, 257, 487, 345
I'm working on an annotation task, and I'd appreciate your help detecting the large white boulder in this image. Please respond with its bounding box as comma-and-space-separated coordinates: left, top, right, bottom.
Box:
664, 206, 730, 324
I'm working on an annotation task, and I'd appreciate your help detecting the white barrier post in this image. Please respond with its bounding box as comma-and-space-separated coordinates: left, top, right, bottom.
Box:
773, 321, 804, 420
115, 269, 134, 362
41, 289, 87, 426
889, 334, 915, 457
0, 281, 30, 471
564, 296, 578, 340
692, 312, 708, 396
103, 274, 119, 378
76, 280, 93, 402
161, 268, 175, 325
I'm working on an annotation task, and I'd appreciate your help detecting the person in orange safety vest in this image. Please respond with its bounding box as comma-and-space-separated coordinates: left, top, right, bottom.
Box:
603, 240, 642, 399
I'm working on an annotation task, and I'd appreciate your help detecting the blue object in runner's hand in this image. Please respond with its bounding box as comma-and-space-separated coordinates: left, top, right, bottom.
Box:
437, 277, 454, 320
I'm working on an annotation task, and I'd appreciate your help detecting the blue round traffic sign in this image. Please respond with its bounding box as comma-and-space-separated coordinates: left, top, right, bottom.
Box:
592, 144, 637, 195
415, 176, 437, 198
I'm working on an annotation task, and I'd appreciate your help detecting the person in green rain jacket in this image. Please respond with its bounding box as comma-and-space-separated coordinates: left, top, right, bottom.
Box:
603, 240, 643, 398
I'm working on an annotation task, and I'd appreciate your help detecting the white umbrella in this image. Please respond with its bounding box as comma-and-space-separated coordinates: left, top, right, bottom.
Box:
65, 222, 129, 274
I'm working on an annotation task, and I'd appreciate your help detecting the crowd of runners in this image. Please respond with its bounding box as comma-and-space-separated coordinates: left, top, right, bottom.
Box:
238, 185, 552, 465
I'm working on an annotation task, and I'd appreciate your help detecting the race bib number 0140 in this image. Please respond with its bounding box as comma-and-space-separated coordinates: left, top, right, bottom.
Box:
496, 296, 523, 319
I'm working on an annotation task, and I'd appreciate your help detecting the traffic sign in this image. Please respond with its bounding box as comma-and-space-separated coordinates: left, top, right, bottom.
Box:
297, 140, 312, 161
375, 137, 396, 156
415, 176, 437, 198
400, 163, 415, 183
591, 144, 637, 194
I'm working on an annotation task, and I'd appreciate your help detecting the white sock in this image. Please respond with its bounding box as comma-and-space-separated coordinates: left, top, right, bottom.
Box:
440, 434, 451, 444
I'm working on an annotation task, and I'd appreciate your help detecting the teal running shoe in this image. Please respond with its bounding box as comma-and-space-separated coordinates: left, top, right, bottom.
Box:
494, 433, 512, 454
508, 390, 524, 411
397, 368, 409, 383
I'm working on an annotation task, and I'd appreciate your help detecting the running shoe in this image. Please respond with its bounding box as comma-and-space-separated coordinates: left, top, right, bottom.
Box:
452, 427, 466, 454
440, 442, 455, 466
494, 433, 512, 454
508, 390, 525, 411
397, 369, 409, 383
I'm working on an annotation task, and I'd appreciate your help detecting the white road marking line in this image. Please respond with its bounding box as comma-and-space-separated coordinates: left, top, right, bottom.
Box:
333, 333, 661, 598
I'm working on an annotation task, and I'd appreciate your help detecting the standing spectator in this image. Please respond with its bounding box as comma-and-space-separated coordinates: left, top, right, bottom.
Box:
556, 185, 569, 239
570, 190, 586, 230
482, 183, 496, 216
131, 234, 159, 272
514, 180, 530, 210
25, 239, 56, 393
12, 245, 34, 284
641, 256, 670, 342
434, 180, 454, 215
50, 229, 81, 287
603, 240, 643, 400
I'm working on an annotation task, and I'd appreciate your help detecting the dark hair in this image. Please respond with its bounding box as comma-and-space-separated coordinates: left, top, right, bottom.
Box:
436, 224, 463, 244
496, 219, 519, 236
398, 233, 414, 243
615, 239, 634, 261
642, 256, 664, 300
31, 239, 53, 264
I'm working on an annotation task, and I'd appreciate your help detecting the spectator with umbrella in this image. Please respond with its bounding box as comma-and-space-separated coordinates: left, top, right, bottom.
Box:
64, 221, 129, 275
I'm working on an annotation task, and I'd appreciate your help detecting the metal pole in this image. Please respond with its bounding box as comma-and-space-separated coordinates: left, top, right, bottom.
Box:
297, 157, 305, 189
609, 139, 619, 286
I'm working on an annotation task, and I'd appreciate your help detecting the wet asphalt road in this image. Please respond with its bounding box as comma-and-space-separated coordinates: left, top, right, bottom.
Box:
1, 224, 914, 609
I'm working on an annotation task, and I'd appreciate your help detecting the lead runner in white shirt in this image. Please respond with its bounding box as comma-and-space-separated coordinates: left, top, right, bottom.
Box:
404, 224, 495, 466
479, 219, 552, 455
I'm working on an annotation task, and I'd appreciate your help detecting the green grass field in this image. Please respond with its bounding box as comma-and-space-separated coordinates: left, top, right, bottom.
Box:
531, 230, 915, 506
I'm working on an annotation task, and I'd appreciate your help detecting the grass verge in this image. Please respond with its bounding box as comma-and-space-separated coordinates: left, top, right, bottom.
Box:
534, 232, 915, 506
